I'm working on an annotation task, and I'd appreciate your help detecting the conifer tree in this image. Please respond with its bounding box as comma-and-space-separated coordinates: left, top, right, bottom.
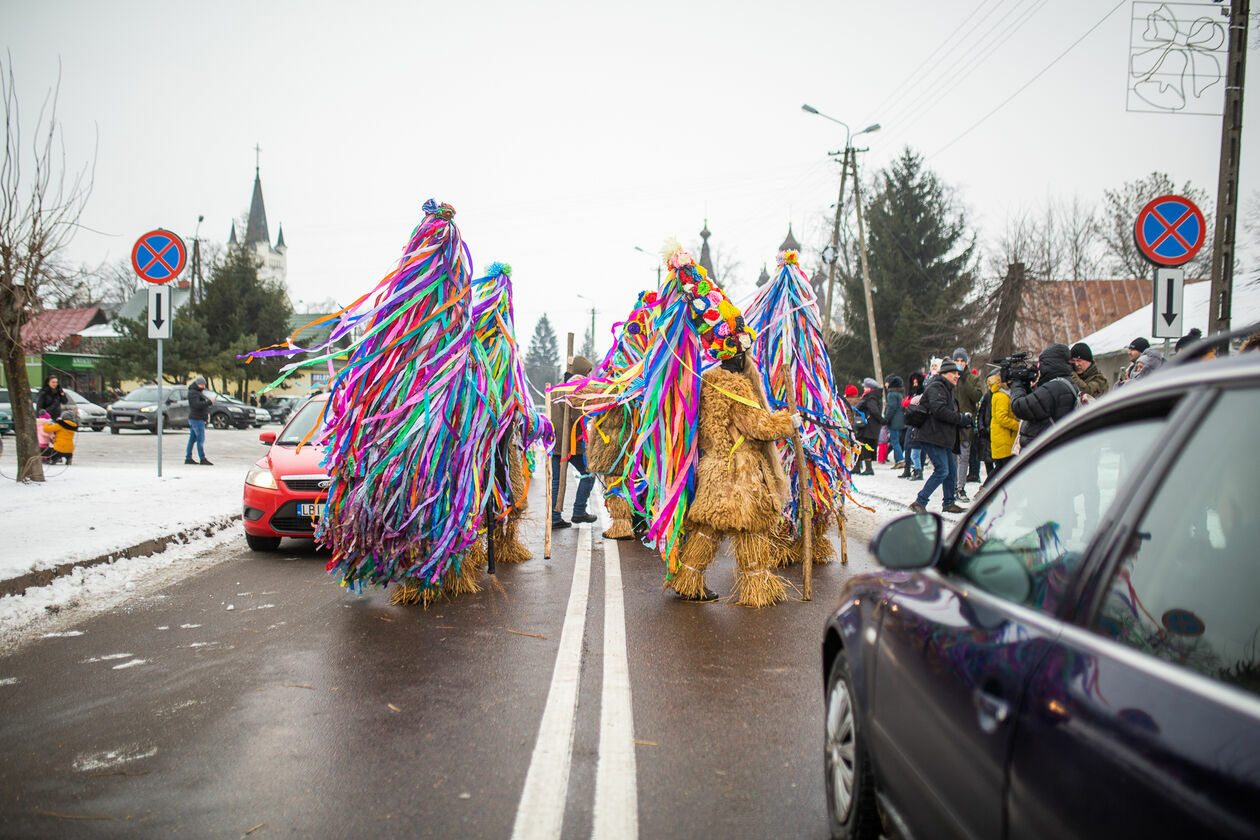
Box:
524, 314, 560, 397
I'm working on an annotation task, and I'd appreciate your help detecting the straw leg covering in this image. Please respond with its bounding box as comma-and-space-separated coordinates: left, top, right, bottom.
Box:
734, 531, 788, 608
669, 522, 719, 598
495, 515, 532, 565
602, 494, 635, 540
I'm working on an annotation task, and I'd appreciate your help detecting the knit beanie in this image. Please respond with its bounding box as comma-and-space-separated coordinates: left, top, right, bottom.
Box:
1070, 342, 1093, 363
952, 347, 969, 363
844, 384, 859, 397
862, 377, 879, 390
1129, 337, 1150, 353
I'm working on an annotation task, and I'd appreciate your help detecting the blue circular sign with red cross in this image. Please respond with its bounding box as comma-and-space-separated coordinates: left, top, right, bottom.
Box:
131, 229, 187, 284
1134, 195, 1206, 267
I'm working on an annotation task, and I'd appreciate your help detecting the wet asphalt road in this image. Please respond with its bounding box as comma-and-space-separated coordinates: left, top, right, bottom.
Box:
0, 479, 882, 839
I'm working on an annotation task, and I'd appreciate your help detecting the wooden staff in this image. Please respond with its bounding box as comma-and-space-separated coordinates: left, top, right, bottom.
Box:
839, 493, 849, 565
788, 387, 814, 601
553, 334, 575, 524
544, 383, 553, 559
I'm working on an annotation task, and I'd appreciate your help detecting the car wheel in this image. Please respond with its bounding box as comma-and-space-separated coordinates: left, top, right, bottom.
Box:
211, 412, 229, 430
825, 652, 880, 839
110, 426, 119, 434
245, 533, 282, 552
149, 425, 158, 434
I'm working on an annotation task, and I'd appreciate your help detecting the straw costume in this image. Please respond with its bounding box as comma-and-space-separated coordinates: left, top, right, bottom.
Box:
639, 243, 797, 607
744, 250, 860, 567
240, 200, 521, 605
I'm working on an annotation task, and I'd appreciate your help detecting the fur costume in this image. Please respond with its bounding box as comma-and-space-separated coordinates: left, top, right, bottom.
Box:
670, 363, 797, 607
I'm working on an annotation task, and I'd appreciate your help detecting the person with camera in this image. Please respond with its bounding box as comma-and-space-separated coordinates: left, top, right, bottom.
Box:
909, 360, 971, 514
1009, 343, 1079, 450
1069, 342, 1109, 398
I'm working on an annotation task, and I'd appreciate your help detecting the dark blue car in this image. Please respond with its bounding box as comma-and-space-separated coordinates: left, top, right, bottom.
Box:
822, 349, 1260, 839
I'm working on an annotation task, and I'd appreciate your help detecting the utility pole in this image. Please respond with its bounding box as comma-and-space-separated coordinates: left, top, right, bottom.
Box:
590, 307, 596, 357
851, 151, 883, 385
1208, 0, 1249, 341
821, 148, 850, 346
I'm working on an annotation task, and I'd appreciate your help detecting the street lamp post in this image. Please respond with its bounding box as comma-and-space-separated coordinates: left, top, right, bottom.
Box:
802, 104, 882, 383
634, 245, 662, 286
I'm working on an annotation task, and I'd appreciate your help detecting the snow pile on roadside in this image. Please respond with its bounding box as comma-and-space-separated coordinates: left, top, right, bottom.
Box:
0, 465, 244, 581
0, 526, 243, 655
848, 460, 976, 522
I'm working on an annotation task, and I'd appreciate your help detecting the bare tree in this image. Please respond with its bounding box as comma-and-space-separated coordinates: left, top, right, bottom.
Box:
1101, 172, 1213, 279
0, 57, 95, 482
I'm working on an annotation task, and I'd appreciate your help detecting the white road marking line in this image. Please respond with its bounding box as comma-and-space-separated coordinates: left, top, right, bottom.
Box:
511, 523, 593, 840
592, 525, 639, 840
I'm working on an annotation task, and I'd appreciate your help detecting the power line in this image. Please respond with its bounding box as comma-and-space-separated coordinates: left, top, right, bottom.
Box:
930, 0, 1126, 159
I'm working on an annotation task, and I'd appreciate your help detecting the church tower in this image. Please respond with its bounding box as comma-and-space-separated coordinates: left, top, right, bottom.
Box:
228, 149, 287, 288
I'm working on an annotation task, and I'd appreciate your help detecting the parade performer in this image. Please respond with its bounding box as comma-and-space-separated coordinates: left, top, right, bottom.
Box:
636, 242, 797, 606
744, 250, 860, 567
467, 262, 554, 571
240, 200, 501, 604
558, 291, 657, 540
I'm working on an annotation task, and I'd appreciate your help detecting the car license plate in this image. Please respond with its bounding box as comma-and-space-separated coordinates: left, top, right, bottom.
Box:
297, 503, 326, 518
116, 416, 130, 422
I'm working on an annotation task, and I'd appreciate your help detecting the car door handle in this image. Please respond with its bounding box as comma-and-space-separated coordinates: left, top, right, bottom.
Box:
973, 688, 1010, 733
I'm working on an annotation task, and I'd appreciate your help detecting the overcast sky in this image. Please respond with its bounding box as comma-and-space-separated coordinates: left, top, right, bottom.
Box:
6, 0, 1257, 353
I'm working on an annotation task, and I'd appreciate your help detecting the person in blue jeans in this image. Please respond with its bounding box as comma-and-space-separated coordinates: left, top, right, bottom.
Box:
549, 356, 597, 529
185, 377, 214, 465
910, 361, 971, 514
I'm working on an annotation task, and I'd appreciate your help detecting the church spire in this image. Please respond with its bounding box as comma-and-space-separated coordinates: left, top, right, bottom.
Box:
245, 165, 270, 248
779, 224, 801, 253
698, 220, 715, 280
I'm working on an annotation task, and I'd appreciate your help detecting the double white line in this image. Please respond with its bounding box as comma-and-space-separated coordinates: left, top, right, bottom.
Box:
510, 513, 639, 840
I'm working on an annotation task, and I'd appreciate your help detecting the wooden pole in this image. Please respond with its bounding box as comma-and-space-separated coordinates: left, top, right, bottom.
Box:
838, 494, 849, 565
554, 333, 575, 522
544, 384, 553, 559
788, 388, 813, 601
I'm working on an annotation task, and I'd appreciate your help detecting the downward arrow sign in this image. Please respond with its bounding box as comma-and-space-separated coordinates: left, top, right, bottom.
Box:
152, 292, 165, 329
1162, 279, 1176, 326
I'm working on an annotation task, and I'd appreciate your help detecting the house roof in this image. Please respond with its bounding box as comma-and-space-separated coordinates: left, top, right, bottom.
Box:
1012, 278, 1187, 352
1078, 274, 1260, 358
20, 308, 107, 353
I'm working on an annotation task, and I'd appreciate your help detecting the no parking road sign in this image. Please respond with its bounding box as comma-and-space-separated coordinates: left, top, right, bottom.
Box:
1133, 195, 1206, 267
132, 229, 187, 284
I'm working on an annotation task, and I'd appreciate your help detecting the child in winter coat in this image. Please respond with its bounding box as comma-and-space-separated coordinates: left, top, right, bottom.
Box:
36, 411, 54, 456
43, 409, 78, 464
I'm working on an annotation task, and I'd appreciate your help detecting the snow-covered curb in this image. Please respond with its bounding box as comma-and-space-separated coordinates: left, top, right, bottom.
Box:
0, 513, 241, 598
0, 526, 244, 655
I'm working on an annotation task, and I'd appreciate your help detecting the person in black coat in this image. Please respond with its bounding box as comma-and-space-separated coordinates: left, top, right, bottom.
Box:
36, 375, 68, 419
1010, 343, 1079, 450
854, 377, 886, 475
900, 371, 926, 479
185, 377, 215, 465
884, 375, 906, 468
911, 361, 972, 513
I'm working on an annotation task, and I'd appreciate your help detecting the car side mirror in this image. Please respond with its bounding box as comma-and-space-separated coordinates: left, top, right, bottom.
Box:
870, 512, 943, 569
259, 431, 276, 445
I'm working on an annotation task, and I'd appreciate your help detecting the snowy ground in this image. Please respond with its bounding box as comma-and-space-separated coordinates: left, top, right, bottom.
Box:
0, 465, 243, 580
846, 457, 974, 523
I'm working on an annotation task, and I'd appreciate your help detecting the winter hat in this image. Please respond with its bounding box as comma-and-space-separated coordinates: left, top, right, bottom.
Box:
951, 347, 969, 363
1069, 342, 1094, 363
1174, 328, 1203, 353
568, 355, 593, 377
938, 360, 961, 375
192, 376, 207, 387
1131, 348, 1165, 380
886, 375, 904, 389
862, 377, 879, 390
1128, 337, 1150, 353
60, 409, 75, 421
844, 384, 859, 397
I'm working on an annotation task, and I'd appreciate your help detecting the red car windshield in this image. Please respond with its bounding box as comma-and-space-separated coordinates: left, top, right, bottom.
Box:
276, 399, 329, 446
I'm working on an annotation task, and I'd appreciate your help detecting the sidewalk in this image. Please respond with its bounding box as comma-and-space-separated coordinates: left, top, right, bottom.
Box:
0, 465, 244, 597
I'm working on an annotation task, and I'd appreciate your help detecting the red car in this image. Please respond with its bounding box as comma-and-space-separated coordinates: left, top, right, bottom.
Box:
242, 395, 330, 551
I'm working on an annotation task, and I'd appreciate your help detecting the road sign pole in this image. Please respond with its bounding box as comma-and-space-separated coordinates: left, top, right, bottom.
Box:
156, 338, 164, 477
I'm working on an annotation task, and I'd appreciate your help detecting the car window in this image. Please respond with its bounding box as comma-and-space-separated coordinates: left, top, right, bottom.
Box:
951, 418, 1166, 612
277, 400, 328, 445
124, 386, 161, 401
1093, 389, 1260, 698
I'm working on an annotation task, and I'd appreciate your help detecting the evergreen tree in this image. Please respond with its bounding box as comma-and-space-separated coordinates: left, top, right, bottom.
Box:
836, 148, 981, 384
581, 323, 597, 363
524, 314, 560, 397
98, 309, 215, 386
192, 246, 292, 393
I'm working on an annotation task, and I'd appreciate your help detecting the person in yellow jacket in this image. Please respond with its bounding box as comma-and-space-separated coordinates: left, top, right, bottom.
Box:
43, 409, 78, 465
988, 373, 1019, 479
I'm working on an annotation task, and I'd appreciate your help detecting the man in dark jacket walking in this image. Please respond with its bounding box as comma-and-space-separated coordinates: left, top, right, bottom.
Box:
911, 361, 972, 514
1068, 342, 1109, 398
1010, 344, 1079, 450
186, 377, 215, 465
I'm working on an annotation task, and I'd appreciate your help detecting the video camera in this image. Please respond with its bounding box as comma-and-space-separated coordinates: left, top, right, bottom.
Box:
994, 351, 1038, 385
